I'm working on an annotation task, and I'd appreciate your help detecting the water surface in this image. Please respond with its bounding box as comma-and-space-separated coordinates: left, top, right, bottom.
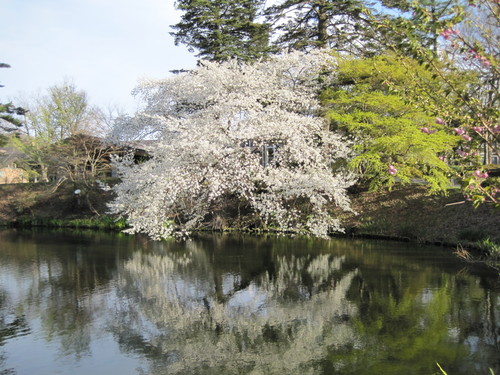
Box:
0, 229, 498, 374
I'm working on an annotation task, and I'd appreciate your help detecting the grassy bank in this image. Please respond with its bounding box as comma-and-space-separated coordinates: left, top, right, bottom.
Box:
340, 186, 500, 265
5, 216, 129, 231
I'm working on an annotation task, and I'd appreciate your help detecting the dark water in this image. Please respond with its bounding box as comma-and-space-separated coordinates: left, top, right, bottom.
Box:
0, 229, 498, 375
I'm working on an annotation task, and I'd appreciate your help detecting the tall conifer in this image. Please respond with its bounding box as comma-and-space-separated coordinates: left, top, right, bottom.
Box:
170, 0, 271, 62
264, 0, 380, 55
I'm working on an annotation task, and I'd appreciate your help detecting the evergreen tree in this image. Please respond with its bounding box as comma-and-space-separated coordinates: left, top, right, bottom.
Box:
401, 0, 462, 55
0, 103, 26, 131
0, 63, 26, 146
264, 0, 380, 55
372, 0, 464, 58
170, 0, 271, 62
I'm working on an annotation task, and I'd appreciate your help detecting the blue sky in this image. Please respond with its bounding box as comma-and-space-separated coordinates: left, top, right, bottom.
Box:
1, 0, 197, 113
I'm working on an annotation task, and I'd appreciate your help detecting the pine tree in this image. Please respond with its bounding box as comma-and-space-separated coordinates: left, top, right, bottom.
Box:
373, 0, 463, 58
264, 0, 380, 55
0, 63, 26, 145
404, 0, 461, 55
170, 0, 271, 62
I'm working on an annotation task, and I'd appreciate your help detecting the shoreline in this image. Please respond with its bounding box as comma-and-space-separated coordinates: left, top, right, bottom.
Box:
1, 181, 499, 265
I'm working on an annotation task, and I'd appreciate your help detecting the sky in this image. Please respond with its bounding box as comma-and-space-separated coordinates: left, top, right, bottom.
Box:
1, 0, 197, 114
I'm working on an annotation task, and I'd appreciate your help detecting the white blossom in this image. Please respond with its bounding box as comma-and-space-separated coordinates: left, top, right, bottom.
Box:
109, 51, 356, 239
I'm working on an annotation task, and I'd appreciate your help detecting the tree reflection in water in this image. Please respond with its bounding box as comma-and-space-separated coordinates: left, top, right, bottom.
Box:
0, 231, 498, 375
112, 238, 358, 374
0, 229, 138, 361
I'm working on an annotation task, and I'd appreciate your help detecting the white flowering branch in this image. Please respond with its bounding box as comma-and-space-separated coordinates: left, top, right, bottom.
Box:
109, 51, 356, 239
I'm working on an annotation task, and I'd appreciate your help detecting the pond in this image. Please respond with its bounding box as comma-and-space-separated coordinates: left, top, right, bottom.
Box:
0, 229, 498, 375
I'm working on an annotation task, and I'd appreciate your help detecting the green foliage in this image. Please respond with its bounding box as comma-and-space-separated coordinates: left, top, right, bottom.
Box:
170, 0, 271, 62
369, 0, 500, 206
359, 217, 391, 234
1, 63, 27, 143
370, 0, 465, 61
265, 0, 380, 55
9, 135, 51, 182
407, 0, 464, 54
322, 54, 459, 193
0, 102, 26, 128
476, 238, 500, 261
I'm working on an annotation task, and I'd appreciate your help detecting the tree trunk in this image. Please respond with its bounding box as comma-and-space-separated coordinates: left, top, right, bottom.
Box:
316, 0, 329, 48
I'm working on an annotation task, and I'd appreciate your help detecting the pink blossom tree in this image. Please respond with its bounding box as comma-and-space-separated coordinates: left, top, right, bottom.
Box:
372, 0, 499, 206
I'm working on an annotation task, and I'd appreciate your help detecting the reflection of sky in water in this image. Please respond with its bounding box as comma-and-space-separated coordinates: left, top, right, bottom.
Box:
0, 264, 41, 304
4, 327, 143, 375
226, 281, 268, 316
419, 288, 434, 304
465, 335, 480, 353
221, 273, 240, 296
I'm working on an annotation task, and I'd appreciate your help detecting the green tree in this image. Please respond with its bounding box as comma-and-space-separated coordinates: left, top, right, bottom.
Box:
264, 0, 382, 55
322, 54, 460, 193
0, 103, 26, 129
376, 0, 463, 55
170, 0, 271, 62
412, 0, 462, 54
372, 0, 499, 205
0, 63, 26, 146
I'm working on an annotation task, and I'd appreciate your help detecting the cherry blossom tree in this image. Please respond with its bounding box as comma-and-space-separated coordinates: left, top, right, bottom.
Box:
109, 51, 355, 239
